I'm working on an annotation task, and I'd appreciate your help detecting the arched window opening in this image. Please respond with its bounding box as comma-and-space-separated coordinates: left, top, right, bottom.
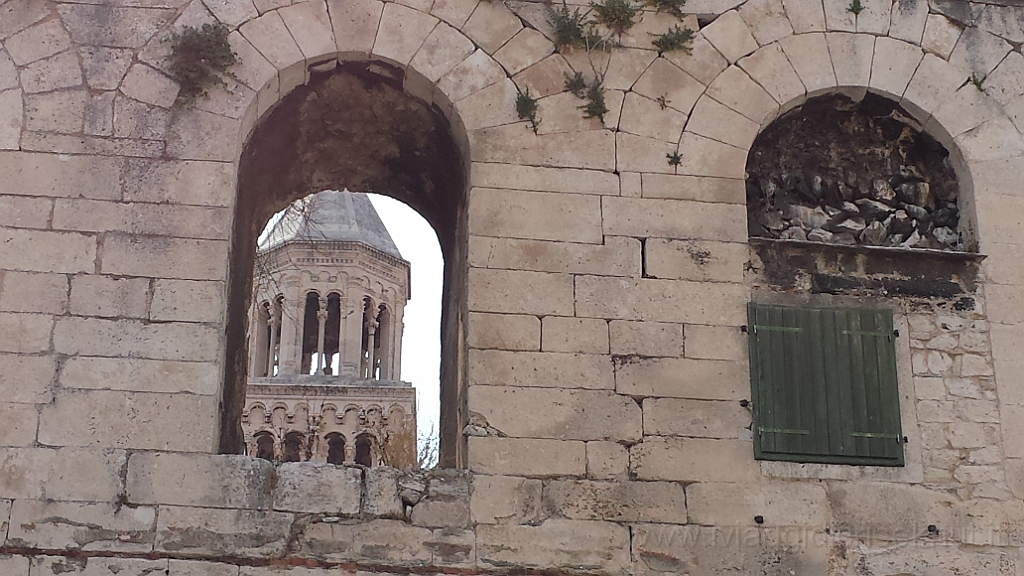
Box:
355, 434, 374, 467
254, 432, 275, 461
283, 432, 305, 462
326, 433, 346, 465
746, 93, 971, 252
226, 62, 467, 469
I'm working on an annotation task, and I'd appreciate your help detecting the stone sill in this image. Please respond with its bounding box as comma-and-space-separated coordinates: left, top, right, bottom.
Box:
748, 237, 987, 262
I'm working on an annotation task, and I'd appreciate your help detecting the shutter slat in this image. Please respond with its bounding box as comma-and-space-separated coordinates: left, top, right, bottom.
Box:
805, 309, 832, 456
845, 311, 870, 457
820, 309, 846, 456
857, 310, 884, 458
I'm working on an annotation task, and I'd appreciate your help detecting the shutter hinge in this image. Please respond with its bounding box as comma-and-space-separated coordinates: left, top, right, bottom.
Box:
740, 325, 748, 333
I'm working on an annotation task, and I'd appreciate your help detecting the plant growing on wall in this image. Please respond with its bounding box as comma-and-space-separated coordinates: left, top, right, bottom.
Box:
516, 88, 540, 133
565, 71, 588, 97
847, 0, 864, 15
645, 0, 687, 17
579, 81, 609, 121
591, 0, 642, 36
548, 1, 601, 51
168, 23, 238, 106
651, 24, 694, 54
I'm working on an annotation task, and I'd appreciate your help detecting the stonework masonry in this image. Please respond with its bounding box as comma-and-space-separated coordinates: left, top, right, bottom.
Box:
0, 0, 1023, 573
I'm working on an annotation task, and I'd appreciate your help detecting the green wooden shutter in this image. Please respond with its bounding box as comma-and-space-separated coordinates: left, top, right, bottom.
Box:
748, 303, 904, 466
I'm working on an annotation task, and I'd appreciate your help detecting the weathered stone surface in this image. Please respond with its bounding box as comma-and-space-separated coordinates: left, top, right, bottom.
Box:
274, 463, 362, 514
631, 437, 759, 482
1, 271, 68, 314
633, 523, 828, 575
99, 235, 228, 281
644, 398, 751, 439
616, 356, 748, 399
0, 312, 52, 353
59, 5, 174, 48
687, 482, 828, 527
828, 482, 957, 540
7, 500, 156, 552
156, 506, 293, 558
541, 317, 608, 354
468, 436, 586, 477
586, 441, 628, 480
53, 317, 220, 361
0, 353, 53, 404
477, 519, 630, 573
576, 277, 747, 326
123, 160, 235, 207
68, 275, 148, 319
0, 447, 126, 501
298, 519, 432, 563
461, 0, 521, 53
364, 467, 403, 517
469, 188, 603, 243
468, 268, 573, 315
151, 279, 224, 323
852, 543, 1014, 576
39, 390, 216, 451
545, 480, 687, 523
60, 356, 218, 395
470, 386, 641, 442
31, 556, 168, 576
470, 474, 542, 524
469, 236, 641, 277
468, 312, 540, 351
702, 11, 759, 63
127, 452, 274, 509
0, 402, 36, 446
469, 349, 614, 389
645, 238, 746, 283
608, 320, 683, 357
685, 324, 746, 361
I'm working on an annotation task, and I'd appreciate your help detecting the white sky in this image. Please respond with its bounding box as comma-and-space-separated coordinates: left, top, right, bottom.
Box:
366, 194, 443, 448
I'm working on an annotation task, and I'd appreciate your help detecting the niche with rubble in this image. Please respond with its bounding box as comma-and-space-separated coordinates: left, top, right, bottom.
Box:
747, 93, 973, 252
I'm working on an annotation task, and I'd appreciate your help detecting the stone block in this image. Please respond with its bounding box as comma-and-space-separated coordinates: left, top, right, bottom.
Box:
468, 312, 540, 351
609, 320, 684, 357
687, 482, 828, 527
123, 160, 235, 207
0, 0, 49, 40
239, 10, 303, 89
630, 437, 759, 482
279, 1, 335, 61
426, 527, 475, 566
0, 312, 52, 353
827, 479, 954, 537
156, 506, 293, 558
373, 3, 439, 66
0, 353, 54, 403
470, 122, 615, 170
702, 11, 759, 63
297, 518, 432, 563
39, 389, 216, 451
53, 317, 220, 361
328, 0, 383, 54
0, 228, 96, 275
470, 474, 542, 524
150, 279, 224, 323
852, 543, 1014, 575
0, 447, 126, 501
59, 4, 173, 47
0, 555, 27, 576
512, 53, 574, 98
19, 51, 82, 94
603, 197, 746, 241
922, 13, 961, 59
0, 271, 68, 314
586, 441, 628, 480
955, 117, 1024, 163
409, 22, 475, 84
645, 238, 747, 283
616, 356, 748, 399
31, 556, 168, 576
468, 268, 573, 316
468, 436, 586, 477
541, 317, 608, 354
856, 0, 893, 34
632, 57, 705, 116
24, 89, 86, 134
952, 499, 1024, 546
364, 466, 403, 517
738, 43, 804, 106
493, 27, 551, 75
576, 276, 747, 326
779, 33, 836, 95
100, 235, 228, 281
274, 463, 362, 514
0, 50, 15, 92
684, 96, 759, 150
544, 479, 687, 523
0, 89, 23, 149
1002, 404, 1024, 458
80, 47, 133, 90
470, 236, 641, 277
68, 275, 149, 319
685, 323, 746, 361
60, 356, 219, 395
618, 91, 688, 143
469, 188, 603, 243
7, 500, 156, 552
644, 398, 751, 439
738, 0, 793, 45
470, 386, 641, 442
470, 163, 618, 195
0, 151, 120, 200
120, 63, 178, 108
826, 32, 874, 92
949, 27, 1010, 79
127, 452, 275, 509
411, 499, 471, 528
888, 0, 929, 44
705, 65, 778, 125
476, 519, 630, 573
632, 523, 828, 575
5, 20, 72, 66
0, 402, 36, 446
613, 131, 679, 175
869, 37, 923, 98
640, 173, 745, 204
461, 0, 521, 53
169, 559, 240, 576
663, 35, 728, 86
902, 53, 963, 121
469, 350, 614, 390
0, 194, 48, 228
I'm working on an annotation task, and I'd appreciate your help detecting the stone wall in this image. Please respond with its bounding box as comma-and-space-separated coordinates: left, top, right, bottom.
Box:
1, 0, 1023, 573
